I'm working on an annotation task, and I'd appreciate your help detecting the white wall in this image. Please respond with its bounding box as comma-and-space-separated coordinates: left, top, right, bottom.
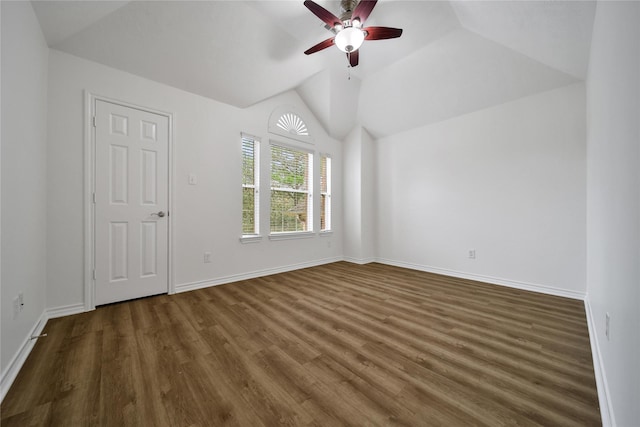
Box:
361, 128, 376, 262
1, 1, 49, 377
296, 67, 362, 140
46, 49, 343, 309
343, 126, 375, 263
343, 126, 362, 261
586, 2, 640, 425
376, 83, 587, 297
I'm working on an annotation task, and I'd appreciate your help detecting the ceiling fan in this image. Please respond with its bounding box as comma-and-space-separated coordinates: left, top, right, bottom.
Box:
303, 0, 403, 67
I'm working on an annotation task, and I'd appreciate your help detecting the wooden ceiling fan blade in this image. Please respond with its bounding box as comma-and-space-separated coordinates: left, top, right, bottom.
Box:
364, 26, 403, 40
304, 37, 336, 55
348, 49, 359, 67
303, 0, 342, 27
352, 0, 377, 25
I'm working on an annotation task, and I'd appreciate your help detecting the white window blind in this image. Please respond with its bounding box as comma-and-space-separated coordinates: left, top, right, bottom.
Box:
320, 154, 331, 231
242, 134, 259, 235
270, 143, 313, 233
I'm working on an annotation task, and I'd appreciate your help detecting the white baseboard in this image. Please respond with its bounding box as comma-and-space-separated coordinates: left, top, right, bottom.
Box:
0, 302, 86, 403
584, 297, 614, 427
175, 256, 344, 293
46, 303, 86, 319
376, 258, 586, 300
343, 256, 376, 265
0, 312, 47, 402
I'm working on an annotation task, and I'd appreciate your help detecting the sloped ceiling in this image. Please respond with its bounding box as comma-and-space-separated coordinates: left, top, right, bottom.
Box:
31, 0, 596, 140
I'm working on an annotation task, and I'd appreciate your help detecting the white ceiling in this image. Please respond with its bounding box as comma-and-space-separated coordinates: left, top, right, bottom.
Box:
31, 0, 596, 139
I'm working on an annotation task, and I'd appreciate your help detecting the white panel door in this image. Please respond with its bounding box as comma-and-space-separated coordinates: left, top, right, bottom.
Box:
95, 100, 169, 305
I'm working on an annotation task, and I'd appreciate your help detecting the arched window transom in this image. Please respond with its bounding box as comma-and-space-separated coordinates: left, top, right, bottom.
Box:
268, 106, 314, 144
276, 113, 309, 137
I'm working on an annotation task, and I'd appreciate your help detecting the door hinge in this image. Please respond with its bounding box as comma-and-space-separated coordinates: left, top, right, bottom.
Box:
92, 192, 96, 204
92, 116, 96, 128
92, 269, 96, 280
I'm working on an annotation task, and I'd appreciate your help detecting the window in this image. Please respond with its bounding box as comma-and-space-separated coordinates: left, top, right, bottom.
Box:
320, 155, 331, 232
276, 113, 309, 136
242, 134, 259, 236
270, 143, 313, 234
268, 107, 314, 144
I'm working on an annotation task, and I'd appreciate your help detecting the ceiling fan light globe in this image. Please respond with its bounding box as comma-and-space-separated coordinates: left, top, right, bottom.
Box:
334, 27, 365, 53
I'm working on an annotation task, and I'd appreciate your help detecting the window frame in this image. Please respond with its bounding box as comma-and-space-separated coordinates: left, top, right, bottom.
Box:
241, 133, 261, 241
268, 141, 314, 238
320, 154, 332, 233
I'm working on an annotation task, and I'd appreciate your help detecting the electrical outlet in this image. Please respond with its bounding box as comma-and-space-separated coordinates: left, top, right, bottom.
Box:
204, 251, 212, 263
468, 249, 476, 259
605, 313, 610, 341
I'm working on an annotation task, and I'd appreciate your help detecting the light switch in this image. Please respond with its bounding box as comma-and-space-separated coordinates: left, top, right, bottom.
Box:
188, 174, 197, 185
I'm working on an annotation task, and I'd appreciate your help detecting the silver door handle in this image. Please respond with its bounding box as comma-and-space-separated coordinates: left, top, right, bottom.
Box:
151, 211, 165, 218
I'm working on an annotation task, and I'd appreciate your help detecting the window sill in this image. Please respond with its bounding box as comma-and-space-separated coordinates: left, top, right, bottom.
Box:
269, 231, 315, 241
319, 230, 333, 236
240, 235, 263, 244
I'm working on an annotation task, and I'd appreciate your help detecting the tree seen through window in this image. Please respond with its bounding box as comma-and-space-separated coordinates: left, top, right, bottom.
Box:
270, 144, 312, 233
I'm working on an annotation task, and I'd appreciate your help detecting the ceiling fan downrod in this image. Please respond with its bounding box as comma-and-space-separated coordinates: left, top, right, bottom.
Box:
339, 0, 359, 21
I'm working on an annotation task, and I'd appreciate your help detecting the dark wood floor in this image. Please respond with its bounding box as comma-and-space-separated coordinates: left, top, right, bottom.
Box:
2, 262, 600, 426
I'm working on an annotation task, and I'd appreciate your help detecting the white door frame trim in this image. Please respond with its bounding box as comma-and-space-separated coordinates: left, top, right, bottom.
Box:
84, 92, 175, 311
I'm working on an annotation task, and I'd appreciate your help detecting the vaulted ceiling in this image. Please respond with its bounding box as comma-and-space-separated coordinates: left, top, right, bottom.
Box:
31, 0, 596, 140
